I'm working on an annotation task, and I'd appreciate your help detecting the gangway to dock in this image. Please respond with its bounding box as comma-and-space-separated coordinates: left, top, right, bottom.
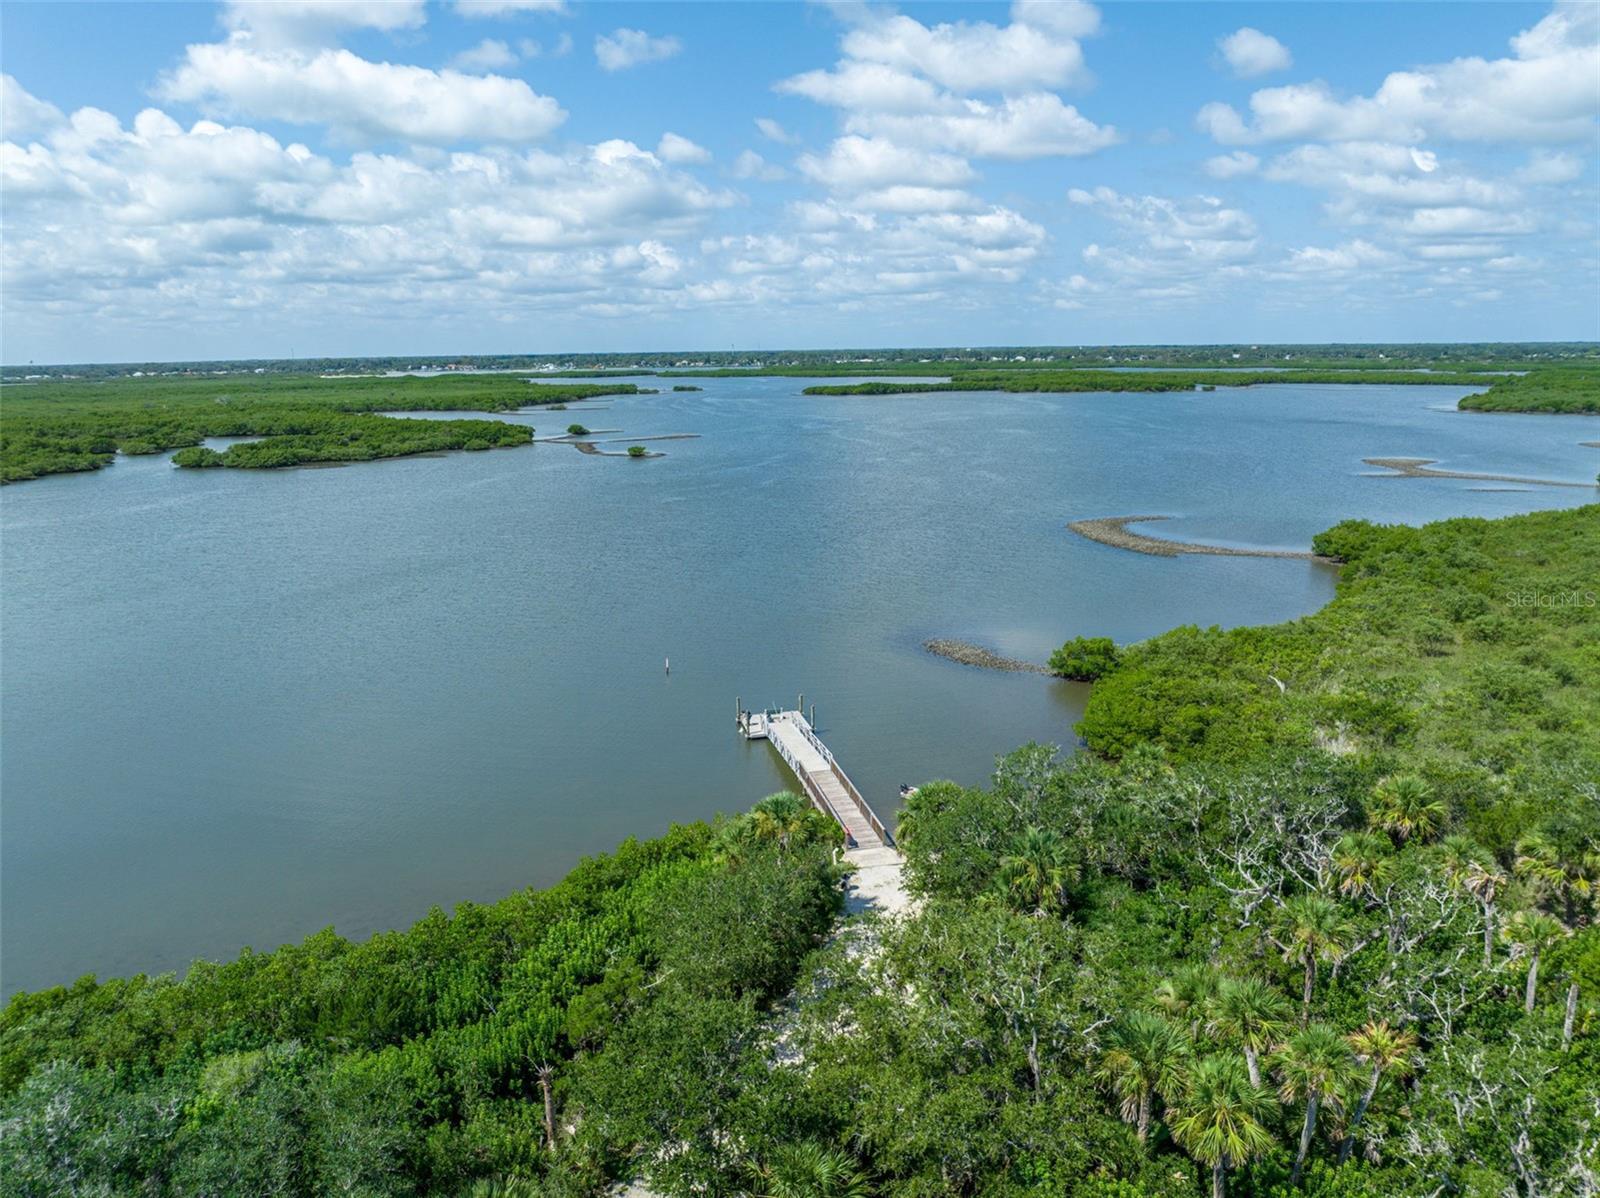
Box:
736, 702, 894, 850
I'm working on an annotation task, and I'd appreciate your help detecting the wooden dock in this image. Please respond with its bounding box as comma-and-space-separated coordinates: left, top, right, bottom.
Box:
737, 704, 894, 850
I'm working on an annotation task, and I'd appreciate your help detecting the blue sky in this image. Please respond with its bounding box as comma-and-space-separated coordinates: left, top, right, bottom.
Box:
2, 1, 1596, 363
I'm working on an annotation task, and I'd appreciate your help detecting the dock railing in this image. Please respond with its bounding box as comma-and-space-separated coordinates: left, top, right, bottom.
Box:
738, 702, 897, 851
764, 714, 858, 847
789, 712, 895, 848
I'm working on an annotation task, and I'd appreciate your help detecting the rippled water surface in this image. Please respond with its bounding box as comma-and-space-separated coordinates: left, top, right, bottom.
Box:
4, 377, 1596, 994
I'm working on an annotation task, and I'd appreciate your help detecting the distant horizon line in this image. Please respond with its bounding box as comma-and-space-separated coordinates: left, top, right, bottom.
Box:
6, 340, 1597, 373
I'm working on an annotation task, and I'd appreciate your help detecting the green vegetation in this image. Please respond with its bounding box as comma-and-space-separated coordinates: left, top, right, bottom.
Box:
0, 375, 637, 483
1048, 635, 1121, 680
0, 796, 844, 1195
169, 416, 531, 470
626, 445, 648, 458
1458, 369, 1600, 414
566, 424, 591, 436
1077, 505, 1600, 769
5, 507, 1597, 1196
803, 368, 1491, 396
670, 385, 703, 392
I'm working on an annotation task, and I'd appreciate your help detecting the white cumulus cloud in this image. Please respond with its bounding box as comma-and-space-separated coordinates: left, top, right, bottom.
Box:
450, 39, 519, 72
656, 132, 711, 164
838, 11, 1092, 92
854, 92, 1117, 159
595, 28, 682, 72
1217, 28, 1292, 78
1204, 150, 1259, 178
454, 0, 568, 17
731, 150, 787, 181
797, 135, 974, 192
221, 1, 426, 48
777, 8, 1115, 163
1198, 2, 1600, 144
2, 74, 65, 140
159, 41, 566, 144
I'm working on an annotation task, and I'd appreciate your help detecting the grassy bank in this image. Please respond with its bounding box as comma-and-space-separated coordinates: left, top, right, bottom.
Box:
0, 375, 638, 483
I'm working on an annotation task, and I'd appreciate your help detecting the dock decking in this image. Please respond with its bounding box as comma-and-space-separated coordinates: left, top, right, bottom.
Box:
737, 706, 894, 851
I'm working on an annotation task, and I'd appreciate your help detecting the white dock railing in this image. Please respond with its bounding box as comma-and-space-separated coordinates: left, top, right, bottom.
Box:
736, 703, 895, 849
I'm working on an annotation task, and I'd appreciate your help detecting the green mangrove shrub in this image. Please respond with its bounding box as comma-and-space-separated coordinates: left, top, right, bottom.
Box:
1048, 636, 1121, 681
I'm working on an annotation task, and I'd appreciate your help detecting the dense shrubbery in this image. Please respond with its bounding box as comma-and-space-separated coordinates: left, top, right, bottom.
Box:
1078, 506, 1600, 770
170, 415, 532, 469
843, 735, 1598, 1198
0, 797, 844, 1195
0, 375, 637, 482
1049, 635, 1121, 680
1458, 369, 1600, 414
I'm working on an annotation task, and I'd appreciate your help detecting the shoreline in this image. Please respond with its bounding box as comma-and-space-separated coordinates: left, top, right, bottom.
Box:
1067, 515, 1329, 560
1362, 457, 1594, 489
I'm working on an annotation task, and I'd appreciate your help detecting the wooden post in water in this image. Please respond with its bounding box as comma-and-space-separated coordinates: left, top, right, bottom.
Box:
798, 693, 804, 718
810, 704, 815, 727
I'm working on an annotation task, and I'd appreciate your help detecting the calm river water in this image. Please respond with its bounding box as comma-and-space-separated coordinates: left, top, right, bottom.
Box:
3, 378, 1596, 995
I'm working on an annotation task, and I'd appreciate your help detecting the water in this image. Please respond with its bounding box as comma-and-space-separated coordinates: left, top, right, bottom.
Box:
2, 378, 1595, 996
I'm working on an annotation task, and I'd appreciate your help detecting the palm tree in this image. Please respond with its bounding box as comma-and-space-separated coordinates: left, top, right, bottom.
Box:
1277, 893, 1355, 1024
1500, 910, 1568, 1012
1332, 831, 1395, 899
749, 1142, 872, 1198
1339, 1021, 1418, 1163
1273, 1023, 1354, 1184
1207, 976, 1293, 1087
1367, 774, 1446, 843
750, 792, 815, 853
1438, 834, 1504, 967
1092, 1010, 1191, 1143
1515, 829, 1600, 927
465, 1180, 541, 1198
1155, 964, 1223, 1038
996, 825, 1071, 915
1168, 1055, 1276, 1198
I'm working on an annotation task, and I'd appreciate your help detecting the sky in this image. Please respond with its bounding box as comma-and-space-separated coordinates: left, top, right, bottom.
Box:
2, 0, 1597, 363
